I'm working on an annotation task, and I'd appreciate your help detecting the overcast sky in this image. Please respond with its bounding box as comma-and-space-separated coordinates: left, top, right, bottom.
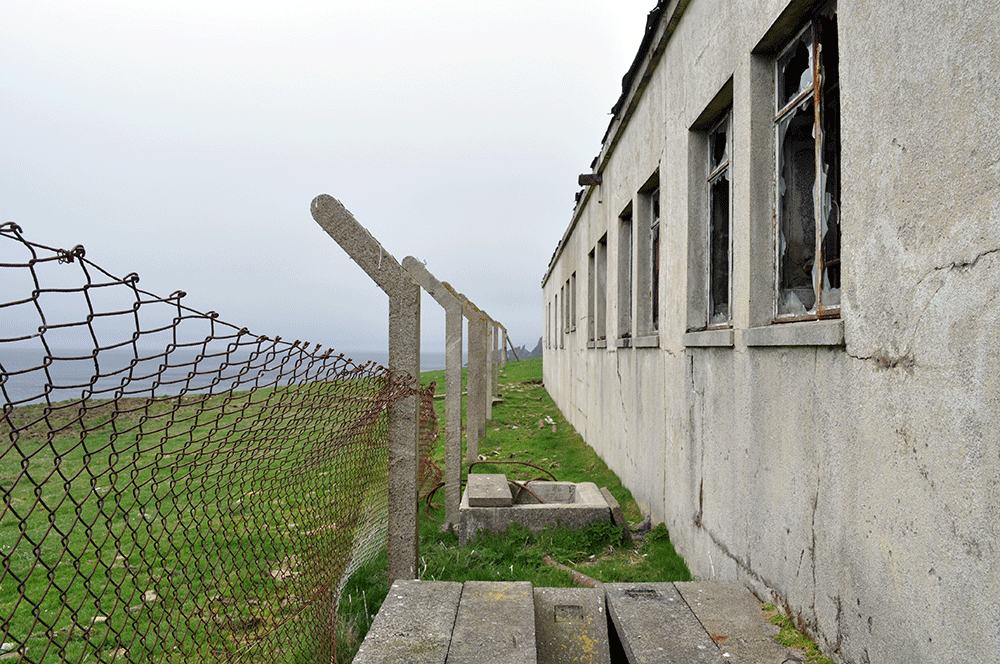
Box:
2, 1, 654, 357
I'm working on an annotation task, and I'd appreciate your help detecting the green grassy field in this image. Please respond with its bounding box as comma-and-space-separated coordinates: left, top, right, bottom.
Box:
334, 357, 693, 661
2, 379, 393, 663
4, 358, 694, 663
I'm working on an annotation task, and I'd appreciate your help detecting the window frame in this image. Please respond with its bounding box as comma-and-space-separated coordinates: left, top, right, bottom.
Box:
596, 234, 608, 345
636, 173, 661, 343
617, 204, 634, 343
772, 5, 840, 322
570, 271, 577, 333
587, 249, 596, 343
707, 112, 733, 330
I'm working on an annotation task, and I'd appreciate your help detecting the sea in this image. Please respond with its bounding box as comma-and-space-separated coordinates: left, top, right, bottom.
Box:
0, 347, 449, 407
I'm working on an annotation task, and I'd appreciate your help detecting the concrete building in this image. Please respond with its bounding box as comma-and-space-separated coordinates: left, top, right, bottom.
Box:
541, 1, 999, 661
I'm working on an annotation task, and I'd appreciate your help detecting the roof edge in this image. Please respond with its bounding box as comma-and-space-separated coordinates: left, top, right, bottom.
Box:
542, 0, 689, 288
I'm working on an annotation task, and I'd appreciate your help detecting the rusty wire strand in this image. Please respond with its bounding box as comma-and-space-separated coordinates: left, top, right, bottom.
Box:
0, 225, 434, 663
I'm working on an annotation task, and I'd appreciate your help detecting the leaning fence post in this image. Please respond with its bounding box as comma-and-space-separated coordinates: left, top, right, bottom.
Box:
311, 194, 420, 582
402, 257, 463, 530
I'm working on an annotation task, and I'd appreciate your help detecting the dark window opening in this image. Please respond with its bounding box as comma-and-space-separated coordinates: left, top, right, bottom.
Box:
708, 114, 732, 327
650, 189, 660, 332
774, 4, 840, 319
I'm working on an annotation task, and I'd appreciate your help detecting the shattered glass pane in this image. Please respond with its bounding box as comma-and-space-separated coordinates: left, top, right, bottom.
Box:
777, 100, 816, 315
619, 214, 632, 337
709, 172, 730, 325
650, 221, 659, 331
818, 14, 841, 310
596, 235, 607, 340
709, 121, 728, 173
777, 29, 813, 110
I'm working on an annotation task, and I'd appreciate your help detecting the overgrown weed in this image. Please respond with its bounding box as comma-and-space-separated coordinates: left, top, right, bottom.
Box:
763, 603, 837, 664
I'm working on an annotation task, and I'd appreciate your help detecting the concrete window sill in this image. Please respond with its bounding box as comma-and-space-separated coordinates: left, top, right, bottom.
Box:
683, 328, 734, 347
614, 338, 632, 349
633, 335, 659, 348
594, 340, 607, 349
744, 319, 844, 347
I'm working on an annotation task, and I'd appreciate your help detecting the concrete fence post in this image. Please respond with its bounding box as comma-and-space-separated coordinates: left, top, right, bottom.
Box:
491, 320, 500, 401
401, 257, 463, 529
311, 194, 420, 582
447, 288, 488, 462
500, 325, 509, 367
485, 319, 495, 421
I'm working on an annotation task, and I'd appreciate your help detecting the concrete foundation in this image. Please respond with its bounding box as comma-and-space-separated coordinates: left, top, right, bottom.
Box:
459, 475, 611, 546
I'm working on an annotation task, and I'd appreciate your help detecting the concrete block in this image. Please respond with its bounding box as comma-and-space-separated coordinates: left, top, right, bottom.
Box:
604, 583, 725, 663
675, 582, 796, 663
460, 481, 611, 545
599, 487, 632, 545
353, 580, 462, 664
467, 473, 513, 507
533, 587, 610, 664
447, 581, 536, 664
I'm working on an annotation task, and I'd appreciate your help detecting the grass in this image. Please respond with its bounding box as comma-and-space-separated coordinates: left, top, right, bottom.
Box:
335, 357, 693, 661
417, 357, 691, 585
763, 604, 837, 664
4, 357, 694, 663
2, 379, 393, 663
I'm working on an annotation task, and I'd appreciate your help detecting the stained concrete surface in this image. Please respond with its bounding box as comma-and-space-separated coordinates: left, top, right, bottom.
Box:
352, 580, 462, 664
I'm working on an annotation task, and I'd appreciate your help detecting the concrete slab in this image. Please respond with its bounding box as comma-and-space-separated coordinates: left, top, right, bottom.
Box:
604, 583, 725, 663
467, 473, 513, 507
353, 580, 463, 664
675, 582, 796, 663
447, 581, 536, 664
533, 587, 610, 664
599, 487, 632, 545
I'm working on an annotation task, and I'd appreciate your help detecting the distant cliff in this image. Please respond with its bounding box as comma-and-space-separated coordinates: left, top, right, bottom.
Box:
509, 337, 543, 360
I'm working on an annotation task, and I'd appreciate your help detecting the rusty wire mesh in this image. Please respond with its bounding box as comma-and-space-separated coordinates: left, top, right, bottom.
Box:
417, 382, 442, 500
0, 223, 425, 663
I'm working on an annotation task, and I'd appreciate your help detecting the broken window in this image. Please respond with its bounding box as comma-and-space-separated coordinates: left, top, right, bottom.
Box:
649, 188, 660, 333
564, 278, 570, 334
596, 234, 608, 341
618, 207, 633, 339
708, 113, 732, 327
774, 4, 840, 319
570, 272, 577, 332
587, 249, 596, 342
636, 177, 661, 339
556, 289, 562, 348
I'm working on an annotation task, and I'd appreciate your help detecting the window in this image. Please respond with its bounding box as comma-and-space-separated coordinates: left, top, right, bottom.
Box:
636, 174, 660, 340
570, 272, 577, 332
546, 299, 552, 348
708, 113, 732, 327
563, 280, 569, 336
774, 5, 840, 319
684, 79, 733, 343
596, 234, 608, 342
587, 249, 596, 342
650, 192, 660, 332
617, 206, 633, 340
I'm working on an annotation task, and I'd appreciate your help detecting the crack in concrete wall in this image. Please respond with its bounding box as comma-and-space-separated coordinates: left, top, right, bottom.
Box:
931, 245, 1000, 273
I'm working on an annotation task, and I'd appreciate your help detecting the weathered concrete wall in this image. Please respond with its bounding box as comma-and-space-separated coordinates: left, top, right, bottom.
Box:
542, 1, 1000, 662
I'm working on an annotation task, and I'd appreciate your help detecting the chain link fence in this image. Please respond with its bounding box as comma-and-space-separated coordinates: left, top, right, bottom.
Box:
0, 223, 431, 663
